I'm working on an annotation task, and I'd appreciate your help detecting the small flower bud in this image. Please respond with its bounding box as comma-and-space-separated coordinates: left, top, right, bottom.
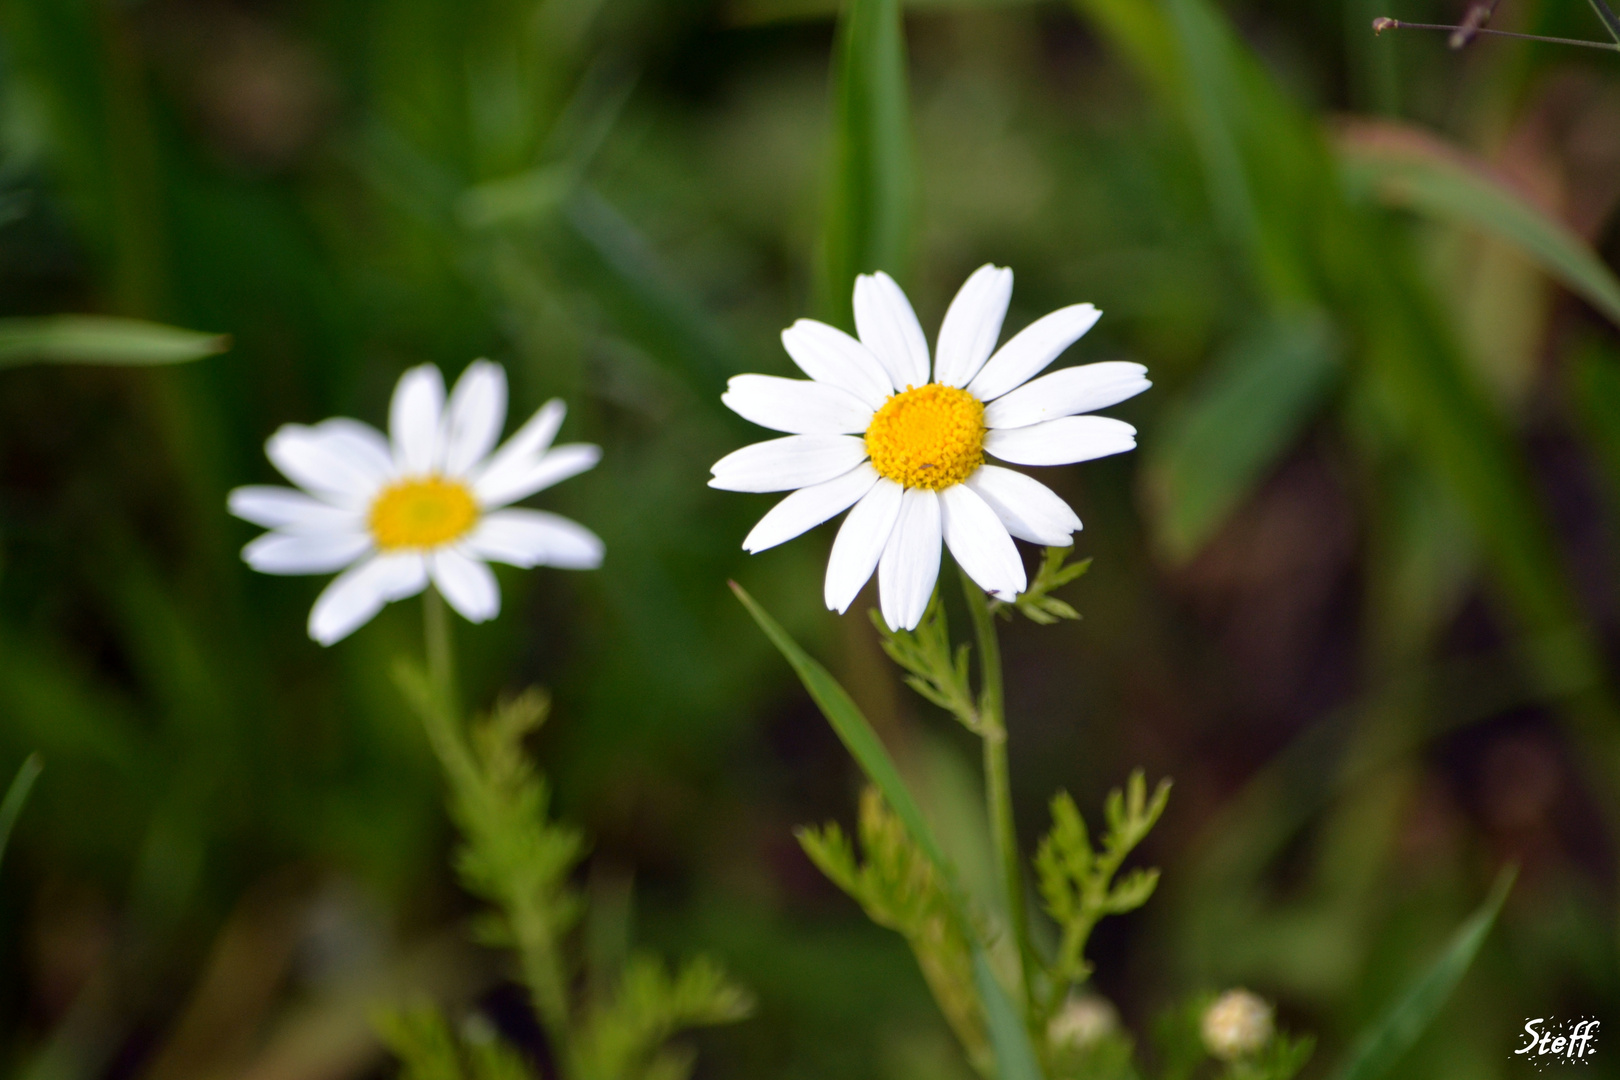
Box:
1201, 989, 1274, 1060
1048, 995, 1120, 1051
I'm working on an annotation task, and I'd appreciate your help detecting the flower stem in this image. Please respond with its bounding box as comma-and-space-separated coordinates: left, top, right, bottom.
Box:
424, 585, 457, 718
419, 588, 575, 1076
960, 569, 1038, 1020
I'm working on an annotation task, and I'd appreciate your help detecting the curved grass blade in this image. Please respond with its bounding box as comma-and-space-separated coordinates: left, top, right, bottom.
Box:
974, 949, 1043, 1080
0, 316, 229, 369
0, 754, 42, 873
817, 0, 914, 328
732, 582, 1048, 1079
730, 582, 949, 872
1340, 122, 1620, 330
1329, 866, 1516, 1080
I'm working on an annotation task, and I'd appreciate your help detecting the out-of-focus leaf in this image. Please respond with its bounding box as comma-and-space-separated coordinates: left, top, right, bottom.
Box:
1330, 867, 1516, 1080
546, 191, 743, 397
459, 60, 637, 228
1340, 122, 1620, 330
730, 582, 950, 876
730, 0, 1036, 26
0, 754, 42, 873
817, 0, 914, 328
0, 316, 228, 369
973, 949, 1043, 1080
1146, 312, 1342, 561
1076, 0, 1620, 787
1572, 346, 1620, 514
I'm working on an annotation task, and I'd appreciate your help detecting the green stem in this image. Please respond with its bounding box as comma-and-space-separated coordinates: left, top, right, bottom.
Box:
420, 589, 575, 1075
960, 569, 1038, 1021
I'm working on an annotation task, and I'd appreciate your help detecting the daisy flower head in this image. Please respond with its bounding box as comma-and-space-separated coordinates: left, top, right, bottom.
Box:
229, 361, 604, 645
710, 266, 1148, 631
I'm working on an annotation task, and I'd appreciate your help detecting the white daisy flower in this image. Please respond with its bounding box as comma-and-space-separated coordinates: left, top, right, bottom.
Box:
229, 361, 604, 645
710, 266, 1148, 632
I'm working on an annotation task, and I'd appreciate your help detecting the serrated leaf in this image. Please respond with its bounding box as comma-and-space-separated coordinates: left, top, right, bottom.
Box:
0, 316, 229, 368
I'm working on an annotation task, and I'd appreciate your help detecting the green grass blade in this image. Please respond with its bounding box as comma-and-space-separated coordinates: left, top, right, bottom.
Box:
1588, 0, 1620, 44
0, 316, 229, 369
0, 754, 43, 874
1145, 312, 1342, 560
974, 948, 1044, 1080
817, 0, 914, 328
730, 582, 951, 873
1341, 124, 1620, 330
547, 191, 744, 397
734, 582, 1048, 1078
1330, 867, 1516, 1080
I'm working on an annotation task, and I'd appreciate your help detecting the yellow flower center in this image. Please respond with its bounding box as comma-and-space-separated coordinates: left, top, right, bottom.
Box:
865, 383, 986, 490
368, 476, 479, 551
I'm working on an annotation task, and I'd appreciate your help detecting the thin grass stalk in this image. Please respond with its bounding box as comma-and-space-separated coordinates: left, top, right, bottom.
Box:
420, 588, 577, 1077
960, 568, 1037, 1024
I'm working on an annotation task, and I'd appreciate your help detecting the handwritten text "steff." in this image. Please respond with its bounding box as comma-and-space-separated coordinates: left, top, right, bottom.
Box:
1516, 1019, 1599, 1063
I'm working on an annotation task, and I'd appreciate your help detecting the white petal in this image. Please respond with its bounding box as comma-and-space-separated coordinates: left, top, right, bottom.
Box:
465, 509, 604, 569
721, 375, 874, 435
824, 478, 903, 613
878, 488, 942, 632
933, 265, 1013, 388
743, 463, 880, 553
854, 272, 930, 389
473, 443, 600, 509
984, 416, 1136, 466
228, 486, 363, 533
307, 552, 428, 645
266, 419, 394, 507
967, 304, 1102, 402
243, 530, 371, 575
442, 360, 508, 476
709, 435, 870, 493
964, 466, 1082, 545
430, 549, 501, 623
390, 364, 446, 474
781, 320, 896, 406
473, 399, 569, 501
940, 485, 1026, 600
984, 362, 1150, 429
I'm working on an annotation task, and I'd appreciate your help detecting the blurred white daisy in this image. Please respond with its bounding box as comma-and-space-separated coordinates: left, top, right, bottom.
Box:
710, 266, 1147, 631
229, 361, 603, 645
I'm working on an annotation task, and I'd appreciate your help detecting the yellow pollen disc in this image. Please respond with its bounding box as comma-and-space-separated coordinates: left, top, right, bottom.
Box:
865, 383, 986, 490
368, 476, 479, 551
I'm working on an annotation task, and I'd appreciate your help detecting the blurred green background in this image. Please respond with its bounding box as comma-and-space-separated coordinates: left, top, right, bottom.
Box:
0, 0, 1617, 1076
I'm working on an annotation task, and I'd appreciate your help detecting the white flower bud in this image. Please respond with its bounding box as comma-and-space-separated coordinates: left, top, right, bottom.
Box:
1201, 989, 1274, 1060
1048, 994, 1120, 1051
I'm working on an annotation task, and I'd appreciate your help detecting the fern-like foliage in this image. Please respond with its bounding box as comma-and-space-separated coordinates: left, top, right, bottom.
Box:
575, 955, 755, 1080
989, 546, 1091, 624
798, 787, 989, 1073
389, 673, 752, 1080
1034, 771, 1170, 1015
375, 1007, 534, 1080
870, 597, 981, 733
